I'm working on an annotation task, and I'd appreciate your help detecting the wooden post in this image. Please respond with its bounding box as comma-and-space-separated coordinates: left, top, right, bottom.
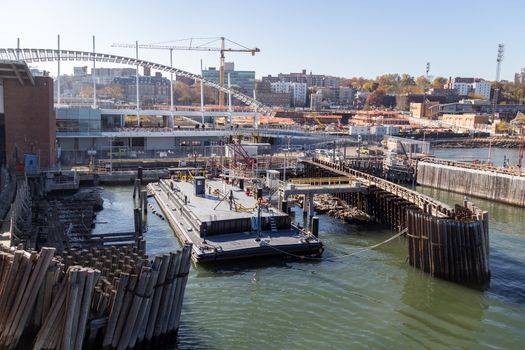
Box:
142, 190, 148, 214
133, 179, 141, 200
137, 167, 143, 182
311, 217, 319, 238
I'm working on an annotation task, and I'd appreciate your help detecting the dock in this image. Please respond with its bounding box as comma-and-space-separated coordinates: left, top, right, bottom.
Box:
300, 157, 490, 287
147, 178, 323, 262
417, 157, 525, 207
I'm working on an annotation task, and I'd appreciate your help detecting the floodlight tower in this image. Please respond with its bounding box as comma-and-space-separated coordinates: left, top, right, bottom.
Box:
492, 44, 505, 119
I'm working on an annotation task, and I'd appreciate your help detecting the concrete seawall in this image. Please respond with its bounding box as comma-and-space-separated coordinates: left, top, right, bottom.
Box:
417, 161, 525, 207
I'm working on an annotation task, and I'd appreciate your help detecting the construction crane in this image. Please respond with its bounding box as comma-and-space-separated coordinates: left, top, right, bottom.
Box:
112, 37, 260, 106
491, 44, 505, 121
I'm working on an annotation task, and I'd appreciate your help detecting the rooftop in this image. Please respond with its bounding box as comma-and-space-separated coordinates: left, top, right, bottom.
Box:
0, 60, 35, 86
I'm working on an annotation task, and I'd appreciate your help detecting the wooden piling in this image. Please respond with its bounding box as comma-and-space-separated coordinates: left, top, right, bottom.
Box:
0, 243, 192, 349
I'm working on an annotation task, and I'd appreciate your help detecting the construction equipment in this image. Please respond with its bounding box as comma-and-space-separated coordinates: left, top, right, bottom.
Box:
225, 140, 258, 179
304, 114, 325, 130
112, 37, 260, 106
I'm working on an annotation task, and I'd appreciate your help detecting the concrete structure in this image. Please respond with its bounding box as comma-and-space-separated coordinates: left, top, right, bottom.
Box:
418, 158, 525, 207
441, 113, 490, 130
202, 62, 255, 95
270, 81, 307, 107
410, 102, 439, 119
0, 61, 56, 169
445, 77, 492, 99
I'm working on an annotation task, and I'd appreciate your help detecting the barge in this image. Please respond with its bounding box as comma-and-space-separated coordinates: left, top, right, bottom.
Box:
147, 177, 323, 263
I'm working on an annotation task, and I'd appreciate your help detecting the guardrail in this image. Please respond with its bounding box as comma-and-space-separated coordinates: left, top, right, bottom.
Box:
305, 157, 454, 217
289, 177, 355, 186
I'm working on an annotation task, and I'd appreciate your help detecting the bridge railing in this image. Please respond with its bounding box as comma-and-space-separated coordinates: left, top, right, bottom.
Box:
289, 177, 356, 186
306, 156, 454, 217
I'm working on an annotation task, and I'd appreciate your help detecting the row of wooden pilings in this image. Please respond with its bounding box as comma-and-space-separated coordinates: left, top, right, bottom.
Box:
302, 157, 491, 287
0, 242, 192, 350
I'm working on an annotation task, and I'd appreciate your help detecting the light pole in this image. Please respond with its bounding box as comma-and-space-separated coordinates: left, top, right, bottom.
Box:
283, 136, 290, 182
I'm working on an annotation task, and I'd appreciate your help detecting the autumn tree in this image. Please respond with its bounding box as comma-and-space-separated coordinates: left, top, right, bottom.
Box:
400, 74, 416, 87
98, 85, 123, 99
432, 77, 447, 89
363, 81, 379, 92
79, 86, 94, 98
365, 88, 386, 107
415, 75, 430, 89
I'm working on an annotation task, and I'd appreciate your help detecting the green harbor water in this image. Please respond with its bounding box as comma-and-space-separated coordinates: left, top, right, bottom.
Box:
93, 148, 525, 349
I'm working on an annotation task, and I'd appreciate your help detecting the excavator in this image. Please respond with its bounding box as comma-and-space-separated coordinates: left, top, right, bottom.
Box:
304, 114, 325, 131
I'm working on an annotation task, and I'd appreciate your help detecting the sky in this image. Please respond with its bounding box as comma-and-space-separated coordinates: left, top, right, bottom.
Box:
0, 0, 523, 81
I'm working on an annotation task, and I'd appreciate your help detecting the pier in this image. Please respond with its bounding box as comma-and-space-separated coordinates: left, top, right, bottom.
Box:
417, 157, 525, 207
300, 157, 490, 286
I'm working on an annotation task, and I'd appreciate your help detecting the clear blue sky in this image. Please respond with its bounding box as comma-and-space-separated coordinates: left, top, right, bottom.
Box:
1, 0, 523, 81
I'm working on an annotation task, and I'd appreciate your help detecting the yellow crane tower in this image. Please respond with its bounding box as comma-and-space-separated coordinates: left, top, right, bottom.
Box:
112, 37, 260, 107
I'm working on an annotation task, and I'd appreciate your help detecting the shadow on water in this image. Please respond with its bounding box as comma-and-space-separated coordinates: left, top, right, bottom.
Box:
488, 249, 525, 305
399, 267, 489, 349
194, 254, 323, 277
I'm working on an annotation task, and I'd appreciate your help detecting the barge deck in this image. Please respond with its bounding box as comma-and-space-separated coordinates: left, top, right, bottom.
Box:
147, 178, 323, 262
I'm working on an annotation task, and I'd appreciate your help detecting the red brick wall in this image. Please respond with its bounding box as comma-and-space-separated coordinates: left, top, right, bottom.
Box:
3, 77, 56, 169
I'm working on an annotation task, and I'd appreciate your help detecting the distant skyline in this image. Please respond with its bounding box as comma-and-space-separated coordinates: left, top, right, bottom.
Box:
0, 0, 523, 81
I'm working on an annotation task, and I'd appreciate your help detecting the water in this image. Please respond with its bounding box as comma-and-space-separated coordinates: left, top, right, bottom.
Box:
93, 148, 525, 349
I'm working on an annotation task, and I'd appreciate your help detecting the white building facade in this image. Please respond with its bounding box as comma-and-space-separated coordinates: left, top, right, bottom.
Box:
447, 77, 491, 99
271, 81, 307, 107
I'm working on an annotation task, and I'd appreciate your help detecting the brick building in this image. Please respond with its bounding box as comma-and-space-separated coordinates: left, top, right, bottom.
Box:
0, 61, 56, 169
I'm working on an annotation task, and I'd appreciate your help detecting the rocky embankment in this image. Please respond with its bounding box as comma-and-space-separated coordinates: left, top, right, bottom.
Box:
432, 139, 520, 149
314, 194, 372, 223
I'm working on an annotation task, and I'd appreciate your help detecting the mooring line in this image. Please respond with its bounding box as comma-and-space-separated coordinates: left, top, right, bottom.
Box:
259, 228, 408, 262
